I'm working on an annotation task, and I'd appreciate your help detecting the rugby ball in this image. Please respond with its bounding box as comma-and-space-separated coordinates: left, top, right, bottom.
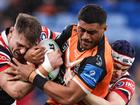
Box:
39, 39, 60, 80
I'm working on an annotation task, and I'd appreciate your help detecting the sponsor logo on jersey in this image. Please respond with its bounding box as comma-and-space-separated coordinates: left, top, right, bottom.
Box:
90, 70, 96, 76
125, 81, 135, 89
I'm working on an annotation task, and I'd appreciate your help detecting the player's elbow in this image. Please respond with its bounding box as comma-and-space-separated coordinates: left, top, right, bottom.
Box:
66, 98, 76, 105
59, 95, 77, 105
60, 98, 75, 105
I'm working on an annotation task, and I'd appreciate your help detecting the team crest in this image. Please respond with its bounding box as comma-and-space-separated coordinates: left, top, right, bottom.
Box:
40, 32, 47, 40
116, 81, 124, 87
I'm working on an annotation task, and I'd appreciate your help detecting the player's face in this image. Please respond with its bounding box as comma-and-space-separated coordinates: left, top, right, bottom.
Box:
77, 20, 106, 50
9, 29, 33, 63
111, 62, 129, 83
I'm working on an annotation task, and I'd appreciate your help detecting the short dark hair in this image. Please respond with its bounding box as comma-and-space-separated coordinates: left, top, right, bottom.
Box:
78, 4, 107, 24
111, 40, 135, 58
14, 13, 41, 45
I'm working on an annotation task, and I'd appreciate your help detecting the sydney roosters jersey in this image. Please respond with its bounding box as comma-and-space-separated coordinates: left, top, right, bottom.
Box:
39, 26, 59, 42
0, 29, 15, 105
110, 72, 135, 104
0, 29, 12, 72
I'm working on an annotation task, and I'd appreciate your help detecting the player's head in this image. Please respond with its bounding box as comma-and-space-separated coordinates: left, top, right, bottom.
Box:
77, 4, 107, 50
8, 13, 41, 63
111, 40, 135, 82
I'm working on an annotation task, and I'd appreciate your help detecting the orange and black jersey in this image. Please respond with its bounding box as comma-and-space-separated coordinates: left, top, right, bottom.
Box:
54, 24, 113, 98
55, 25, 72, 53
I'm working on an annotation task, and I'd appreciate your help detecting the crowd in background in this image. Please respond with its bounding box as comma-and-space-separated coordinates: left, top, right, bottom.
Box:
0, 0, 140, 105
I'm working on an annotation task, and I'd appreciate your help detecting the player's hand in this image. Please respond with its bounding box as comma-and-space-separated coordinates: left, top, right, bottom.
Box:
7, 58, 36, 81
6, 69, 21, 81
41, 50, 63, 73
24, 46, 45, 65
47, 50, 63, 69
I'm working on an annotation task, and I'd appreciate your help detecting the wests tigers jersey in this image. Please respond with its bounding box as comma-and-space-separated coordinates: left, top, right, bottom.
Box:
64, 25, 113, 98
47, 24, 114, 105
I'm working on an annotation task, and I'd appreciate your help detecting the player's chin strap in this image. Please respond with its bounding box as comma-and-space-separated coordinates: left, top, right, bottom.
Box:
112, 50, 135, 66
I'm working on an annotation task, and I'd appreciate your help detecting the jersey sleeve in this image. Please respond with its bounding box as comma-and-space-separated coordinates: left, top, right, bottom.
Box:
39, 26, 58, 41
55, 25, 73, 52
110, 76, 135, 104
72, 56, 106, 94
0, 45, 11, 72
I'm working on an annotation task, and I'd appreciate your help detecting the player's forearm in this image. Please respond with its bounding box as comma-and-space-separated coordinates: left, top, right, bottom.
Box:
84, 94, 112, 105
3, 80, 34, 99
0, 69, 34, 99
43, 81, 78, 105
30, 73, 86, 105
85, 92, 126, 105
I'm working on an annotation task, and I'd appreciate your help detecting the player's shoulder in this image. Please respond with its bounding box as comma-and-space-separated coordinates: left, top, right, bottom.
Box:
63, 24, 76, 33
112, 73, 135, 91
40, 26, 57, 41
118, 73, 134, 83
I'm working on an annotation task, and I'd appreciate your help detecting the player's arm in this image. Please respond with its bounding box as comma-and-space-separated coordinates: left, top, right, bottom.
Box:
9, 56, 107, 105
44, 78, 87, 104
84, 77, 135, 105
31, 57, 107, 104
84, 91, 125, 105
55, 25, 73, 52
0, 67, 34, 99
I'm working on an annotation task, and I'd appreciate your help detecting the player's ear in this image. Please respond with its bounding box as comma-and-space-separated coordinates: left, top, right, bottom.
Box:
104, 25, 107, 31
100, 23, 107, 31
9, 27, 14, 33
100, 24, 107, 33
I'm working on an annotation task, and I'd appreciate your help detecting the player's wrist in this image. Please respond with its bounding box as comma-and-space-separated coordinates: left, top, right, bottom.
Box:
32, 74, 48, 90
35, 66, 49, 78
28, 71, 37, 83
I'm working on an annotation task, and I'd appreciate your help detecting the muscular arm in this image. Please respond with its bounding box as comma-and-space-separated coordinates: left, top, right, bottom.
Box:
84, 76, 135, 105
84, 91, 125, 105
43, 79, 86, 105
0, 67, 34, 99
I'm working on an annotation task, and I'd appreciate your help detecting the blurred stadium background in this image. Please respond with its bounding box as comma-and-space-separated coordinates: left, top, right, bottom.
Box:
0, 0, 139, 105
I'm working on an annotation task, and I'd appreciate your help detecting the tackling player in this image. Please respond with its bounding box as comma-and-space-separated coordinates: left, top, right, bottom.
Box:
84, 40, 135, 105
